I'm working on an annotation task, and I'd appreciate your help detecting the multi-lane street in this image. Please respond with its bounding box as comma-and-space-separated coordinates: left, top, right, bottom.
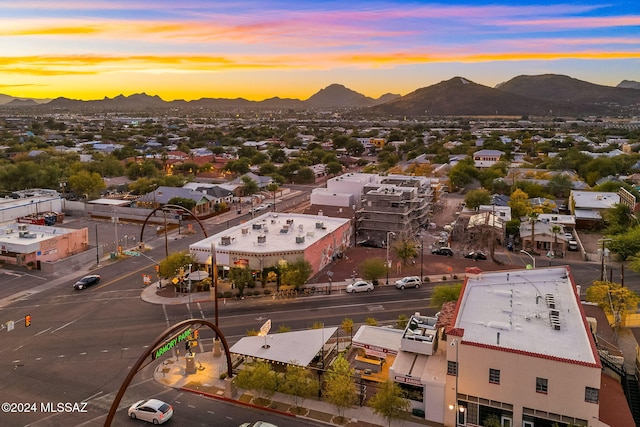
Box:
2, 187, 639, 425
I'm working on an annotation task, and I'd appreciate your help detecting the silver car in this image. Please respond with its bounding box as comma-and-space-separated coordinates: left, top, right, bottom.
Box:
346, 280, 374, 293
128, 399, 173, 424
395, 276, 421, 289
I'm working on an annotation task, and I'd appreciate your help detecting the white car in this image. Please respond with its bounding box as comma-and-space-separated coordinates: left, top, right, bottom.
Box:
395, 276, 422, 289
128, 399, 173, 424
239, 422, 278, 427
346, 280, 374, 293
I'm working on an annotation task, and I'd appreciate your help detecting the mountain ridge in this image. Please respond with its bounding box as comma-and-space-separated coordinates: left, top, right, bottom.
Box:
1, 74, 638, 116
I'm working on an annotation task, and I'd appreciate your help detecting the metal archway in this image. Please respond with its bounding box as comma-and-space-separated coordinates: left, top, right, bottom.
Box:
105, 319, 233, 426
139, 204, 208, 244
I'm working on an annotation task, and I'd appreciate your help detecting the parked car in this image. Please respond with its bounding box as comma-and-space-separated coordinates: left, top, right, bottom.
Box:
128, 399, 173, 424
346, 280, 374, 293
357, 239, 382, 248
568, 240, 579, 251
431, 247, 453, 256
395, 276, 422, 289
464, 251, 487, 260
73, 274, 101, 290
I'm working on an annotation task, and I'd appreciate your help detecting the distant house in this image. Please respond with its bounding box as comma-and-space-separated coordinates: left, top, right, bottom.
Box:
473, 149, 504, 168
569, 190, 620, 229
137, 186, 216, 217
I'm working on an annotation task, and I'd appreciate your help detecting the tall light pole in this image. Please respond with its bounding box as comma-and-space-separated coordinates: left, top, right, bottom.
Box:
420, 234, 424, 281
386, 231, 396, 285
520, 249, 535, 269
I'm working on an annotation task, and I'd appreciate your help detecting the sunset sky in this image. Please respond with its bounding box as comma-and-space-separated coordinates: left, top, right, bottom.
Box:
2, 0, 639, 101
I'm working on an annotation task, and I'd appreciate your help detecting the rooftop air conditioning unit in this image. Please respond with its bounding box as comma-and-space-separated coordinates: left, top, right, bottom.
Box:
241, 227, 249, 235
252, 223, 262, 230
257, 235, 266, 244
296, 235, 305, 244
316, 221, 324, 229
220, 236, 231, 246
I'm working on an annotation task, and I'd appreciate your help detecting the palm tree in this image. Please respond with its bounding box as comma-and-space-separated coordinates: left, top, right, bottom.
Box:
266, 182, 279, 212
528, 211, 539, 253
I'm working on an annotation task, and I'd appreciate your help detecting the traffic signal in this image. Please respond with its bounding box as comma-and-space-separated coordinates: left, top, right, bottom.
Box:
155, 264, 159, 272
25, 314, 31, 327
193, 330, 199, 340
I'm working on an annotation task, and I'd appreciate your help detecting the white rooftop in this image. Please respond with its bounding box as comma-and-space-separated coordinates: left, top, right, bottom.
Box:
189, 212, 350, 263
455, 267, 596, 364
230, 327, 337, 366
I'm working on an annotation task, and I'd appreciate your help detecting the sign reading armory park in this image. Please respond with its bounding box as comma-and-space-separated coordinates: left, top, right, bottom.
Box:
152, 328, 193, 360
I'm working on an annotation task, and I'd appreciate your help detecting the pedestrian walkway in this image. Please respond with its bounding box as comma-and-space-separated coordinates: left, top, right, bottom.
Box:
153, 348, 439, 427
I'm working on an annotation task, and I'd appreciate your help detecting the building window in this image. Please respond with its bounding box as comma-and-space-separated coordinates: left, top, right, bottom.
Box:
585, 387, 599, 403
447, 361, 458, 376
489, 368, 500, 384
536, 377, 548, 394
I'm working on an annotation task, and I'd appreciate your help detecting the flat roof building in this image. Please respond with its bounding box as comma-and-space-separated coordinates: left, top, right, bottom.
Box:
189, 212, 351, 276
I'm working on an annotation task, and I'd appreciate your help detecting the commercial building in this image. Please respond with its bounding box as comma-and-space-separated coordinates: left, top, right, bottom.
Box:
189, 212, 351, 277
387, 266, 611, 426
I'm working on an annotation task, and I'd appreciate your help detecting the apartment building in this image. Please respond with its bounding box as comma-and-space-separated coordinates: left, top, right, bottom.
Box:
356, 175, 433, 243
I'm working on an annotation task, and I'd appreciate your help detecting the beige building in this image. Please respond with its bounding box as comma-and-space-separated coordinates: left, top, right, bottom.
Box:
445, 267, 601, 426
390, 267, 608, 427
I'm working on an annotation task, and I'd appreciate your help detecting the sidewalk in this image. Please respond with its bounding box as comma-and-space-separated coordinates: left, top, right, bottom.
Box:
142, 280, 446, 426
153, 347, 439, 427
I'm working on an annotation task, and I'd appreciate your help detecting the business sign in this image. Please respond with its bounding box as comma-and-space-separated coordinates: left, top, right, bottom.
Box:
259, 319, 271, 337
151, 328, 193, 360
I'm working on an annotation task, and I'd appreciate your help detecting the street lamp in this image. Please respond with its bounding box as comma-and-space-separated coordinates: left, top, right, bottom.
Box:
386, 231, 396, 285
520, 249, 535, 269
420, 234, 424, 281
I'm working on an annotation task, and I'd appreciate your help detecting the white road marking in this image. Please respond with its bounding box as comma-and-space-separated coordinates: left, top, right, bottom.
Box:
50, 319, 77, 333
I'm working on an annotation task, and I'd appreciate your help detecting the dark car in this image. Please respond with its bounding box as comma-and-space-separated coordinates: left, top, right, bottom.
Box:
357, 239, 382, 248
73, 274, 101, 290
432, 247, 453, 256
464, 251, 487, 260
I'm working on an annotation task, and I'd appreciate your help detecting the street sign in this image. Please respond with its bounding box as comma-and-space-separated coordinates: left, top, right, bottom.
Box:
7, 320, 14, 331
259, 319, 271, 337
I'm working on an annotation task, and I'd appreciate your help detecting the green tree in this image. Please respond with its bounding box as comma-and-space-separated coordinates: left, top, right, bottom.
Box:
604, 203, 635, 235
586, 281, 639, 317
394, 239, 418, 265
369, 380, 411, 427
323, 355, 358, 419
464, 189, 491, 209
430, 283, 463, 308
341, 318, 354, 346
608, 227, 640, 261
167, 197, 196, 211
551, 225, 562, 254
281, 258, 313, 289
234, 361, 277, 403
266, 182, 279, 211
240, 175, 259, 196
158, 251, 192, 280
278, 363, 319, 412
508, 188, 531, 219
448, 158, 477, 190
396, 314, 409, 329
326, 161, 343, 175
361, 257, 388, 284
546, 173, 573, 198
67, 170, 106, 199
229, 267, 254, 296
294, 167, 315, 184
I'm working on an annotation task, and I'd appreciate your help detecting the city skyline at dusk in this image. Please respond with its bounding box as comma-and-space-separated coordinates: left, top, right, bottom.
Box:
2, 0, 640, 102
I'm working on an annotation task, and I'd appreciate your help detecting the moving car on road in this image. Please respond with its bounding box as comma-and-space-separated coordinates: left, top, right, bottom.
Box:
240, 422, 278, 427
395, 276, 422, 289
128, 399, 173, 424
73, 274, 101, 290
346, 280, 374, 293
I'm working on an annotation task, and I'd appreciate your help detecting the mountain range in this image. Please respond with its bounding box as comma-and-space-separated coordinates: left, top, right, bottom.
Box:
1, 75, 639, 117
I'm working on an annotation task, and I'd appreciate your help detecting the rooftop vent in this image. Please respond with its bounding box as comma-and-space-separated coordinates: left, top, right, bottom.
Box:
545, 294, 556, 309
280, 225, 289, 234
549, 309, 561, 331
286, 219, 294, 225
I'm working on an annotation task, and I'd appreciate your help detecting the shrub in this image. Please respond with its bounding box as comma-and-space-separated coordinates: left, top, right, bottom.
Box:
452, 274, 458, 280
263, 289, 271, 295
423, 276, 430, 282
223, 291, 233, 298
442, 275, 447, 281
